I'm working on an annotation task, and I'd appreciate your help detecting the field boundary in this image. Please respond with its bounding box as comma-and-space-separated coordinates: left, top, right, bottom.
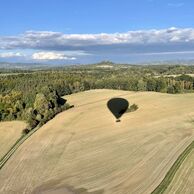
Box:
151, 140, 194, 194
0, 125, 40, 170
0, 105, 75, 170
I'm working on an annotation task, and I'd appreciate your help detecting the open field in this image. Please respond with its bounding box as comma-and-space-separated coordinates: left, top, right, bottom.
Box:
0, 121, 27, 160
0, 89, 194, 194
164, 146, 194, 194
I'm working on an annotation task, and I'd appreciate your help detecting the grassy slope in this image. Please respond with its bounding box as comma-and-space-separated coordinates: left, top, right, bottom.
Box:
0, 89, 194, 194
0, 121, 27, 160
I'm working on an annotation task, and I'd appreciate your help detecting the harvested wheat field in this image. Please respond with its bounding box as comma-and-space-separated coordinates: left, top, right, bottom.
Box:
0, 121, 27, 160
164, 149, 194, 194
0, 89, 194, 194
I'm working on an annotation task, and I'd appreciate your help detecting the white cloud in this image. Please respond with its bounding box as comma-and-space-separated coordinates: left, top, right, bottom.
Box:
0, 52, 25, 58
0, 27, 194, 51
1, 28, 194, 60
32, 52, 76, 60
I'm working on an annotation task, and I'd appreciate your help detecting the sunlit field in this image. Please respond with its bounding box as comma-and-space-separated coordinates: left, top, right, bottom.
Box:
0, 89, 194, 194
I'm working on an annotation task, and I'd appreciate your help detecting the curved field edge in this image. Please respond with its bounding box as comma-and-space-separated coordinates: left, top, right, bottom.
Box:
0, 125, 40, 170
0, 107, 74, 171
0, 121, 27, 160
151, 140, 194, 194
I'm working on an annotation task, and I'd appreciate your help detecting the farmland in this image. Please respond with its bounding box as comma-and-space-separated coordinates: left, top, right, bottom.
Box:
0, 89, 194, 193
0, 121, 26, 160
164, 146, 194, 193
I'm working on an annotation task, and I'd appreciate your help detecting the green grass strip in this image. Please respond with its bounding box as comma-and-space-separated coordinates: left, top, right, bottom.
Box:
152, 140, 194, 194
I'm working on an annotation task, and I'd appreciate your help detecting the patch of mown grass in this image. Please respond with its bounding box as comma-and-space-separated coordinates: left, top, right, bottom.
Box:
151, 141, 194, 194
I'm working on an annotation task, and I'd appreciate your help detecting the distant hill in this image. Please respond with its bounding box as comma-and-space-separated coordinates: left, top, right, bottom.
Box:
0, 62, 56, 70
1, 59, 194, 70
139, 59, 194, 66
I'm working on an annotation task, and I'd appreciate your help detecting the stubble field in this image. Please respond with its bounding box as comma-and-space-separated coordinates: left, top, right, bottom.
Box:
0, 89, 194, 194
0, 121, 26, 160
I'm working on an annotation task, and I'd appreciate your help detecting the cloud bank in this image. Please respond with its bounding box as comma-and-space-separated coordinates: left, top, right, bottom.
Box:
1, 27, 194, 50
32, 52, 76, 60
1, 27, 194, 62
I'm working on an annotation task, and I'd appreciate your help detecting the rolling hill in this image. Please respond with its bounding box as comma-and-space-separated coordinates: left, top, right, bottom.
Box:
0, 89, 194, 194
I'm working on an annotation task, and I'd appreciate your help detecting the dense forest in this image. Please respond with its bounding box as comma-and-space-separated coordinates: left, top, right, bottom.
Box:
1, 63, 194, 131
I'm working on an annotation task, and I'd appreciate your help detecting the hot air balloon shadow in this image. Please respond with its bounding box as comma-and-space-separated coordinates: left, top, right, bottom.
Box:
107, 98, 129, 122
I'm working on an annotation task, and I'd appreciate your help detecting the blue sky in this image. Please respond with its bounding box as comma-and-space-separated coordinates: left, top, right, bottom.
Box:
0, 0, 194, 64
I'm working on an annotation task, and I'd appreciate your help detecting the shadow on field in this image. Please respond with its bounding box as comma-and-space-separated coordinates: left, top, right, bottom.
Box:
107, 97, 129, 122
57, 98, 67, 105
